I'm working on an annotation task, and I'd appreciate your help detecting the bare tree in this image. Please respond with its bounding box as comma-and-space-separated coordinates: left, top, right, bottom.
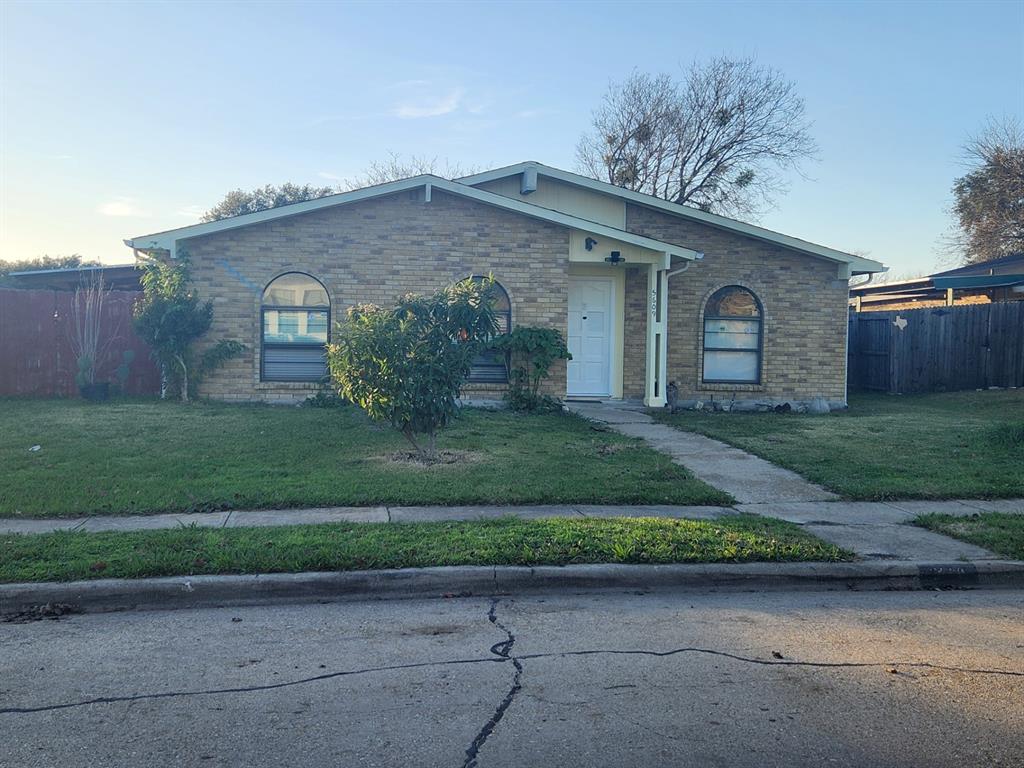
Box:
344, 152, 479, 190
950, 117, 1024, 265
577, 58, 817, 217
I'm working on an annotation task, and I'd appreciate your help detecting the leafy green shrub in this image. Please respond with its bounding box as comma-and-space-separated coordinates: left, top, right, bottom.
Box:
327, 278, 500, 460
303, 386, 348, 408
490, 326, 571, 412
132, 252, 244, 402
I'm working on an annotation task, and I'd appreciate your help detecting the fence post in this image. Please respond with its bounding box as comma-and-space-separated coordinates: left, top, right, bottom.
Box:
889, 313, 899, 395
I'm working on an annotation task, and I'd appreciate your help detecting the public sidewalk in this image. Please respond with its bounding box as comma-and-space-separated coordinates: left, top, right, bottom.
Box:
3, 498, 1022, 563
5, 499, 1023, 615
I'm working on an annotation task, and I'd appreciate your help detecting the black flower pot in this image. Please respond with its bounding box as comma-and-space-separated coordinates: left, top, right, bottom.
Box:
79, 382, 111, 402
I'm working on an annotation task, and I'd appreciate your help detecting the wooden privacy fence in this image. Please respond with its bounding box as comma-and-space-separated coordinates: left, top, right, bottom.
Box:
0, 288, 161, 397
847, 302, 1024, 394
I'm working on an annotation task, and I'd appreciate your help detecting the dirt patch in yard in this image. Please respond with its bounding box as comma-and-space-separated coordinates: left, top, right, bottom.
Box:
594, 443, 639, 457
378, 450, 483, 469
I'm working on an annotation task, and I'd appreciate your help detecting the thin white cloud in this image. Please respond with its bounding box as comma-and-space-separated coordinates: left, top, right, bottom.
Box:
389, 79, 431, 89
393, 87, 464, 119
47, 153, 74, 160
308, 111, 389, 126
97, 197, 150, 217
317, 171, 343, 181
514, 108, 558, 119
175, 205, 206, 219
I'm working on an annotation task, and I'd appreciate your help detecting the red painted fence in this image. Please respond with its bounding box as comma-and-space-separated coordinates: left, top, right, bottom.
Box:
0, 288, 161, 397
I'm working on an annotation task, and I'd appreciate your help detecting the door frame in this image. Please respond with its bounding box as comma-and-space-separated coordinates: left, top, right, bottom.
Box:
566, 268, 624, 399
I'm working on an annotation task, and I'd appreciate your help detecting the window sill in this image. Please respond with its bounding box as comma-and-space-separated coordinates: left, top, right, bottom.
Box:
697, 382, 765, 393
254, 381, 323, 390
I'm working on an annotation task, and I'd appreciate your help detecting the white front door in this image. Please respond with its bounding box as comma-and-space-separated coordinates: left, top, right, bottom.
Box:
567, 277, 613, 397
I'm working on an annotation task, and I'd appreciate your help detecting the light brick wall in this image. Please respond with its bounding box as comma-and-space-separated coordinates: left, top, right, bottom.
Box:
622, 267, 649, 398
178, 189, 850, 406
182, 190, 570, 403
624, 204, 850, 405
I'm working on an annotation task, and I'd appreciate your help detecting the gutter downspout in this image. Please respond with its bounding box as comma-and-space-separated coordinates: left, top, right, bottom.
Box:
665, 256, 698, 280
656, 254, 700, 406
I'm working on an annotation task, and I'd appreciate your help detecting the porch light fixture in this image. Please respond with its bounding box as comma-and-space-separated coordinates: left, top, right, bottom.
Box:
605, 250, 626, 264
585, 237, 598, 251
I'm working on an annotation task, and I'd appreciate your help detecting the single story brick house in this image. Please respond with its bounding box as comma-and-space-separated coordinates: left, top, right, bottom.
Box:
125, 162, 885, 408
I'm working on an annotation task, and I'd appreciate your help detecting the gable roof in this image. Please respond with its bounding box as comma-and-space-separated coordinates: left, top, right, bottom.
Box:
459, 162, 885, 275
125, 174, 702, 262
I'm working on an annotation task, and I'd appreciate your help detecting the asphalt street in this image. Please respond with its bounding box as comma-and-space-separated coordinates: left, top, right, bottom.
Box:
2, 588, 1022, 767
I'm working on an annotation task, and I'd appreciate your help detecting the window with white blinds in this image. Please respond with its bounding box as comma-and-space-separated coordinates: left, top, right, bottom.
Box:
261, 273, 330, 382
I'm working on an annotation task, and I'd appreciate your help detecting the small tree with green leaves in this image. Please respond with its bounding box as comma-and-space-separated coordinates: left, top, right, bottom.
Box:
491, 326, 571, 412
328, 278, 499, 461
132, 253, 243, 402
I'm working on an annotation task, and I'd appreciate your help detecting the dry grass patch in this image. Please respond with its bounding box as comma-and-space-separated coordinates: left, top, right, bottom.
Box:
378, 449, 484, 469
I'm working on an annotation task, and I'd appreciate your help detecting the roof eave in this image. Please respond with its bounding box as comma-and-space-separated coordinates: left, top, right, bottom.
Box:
125, 175, 442, 251
124, 174, 699, 262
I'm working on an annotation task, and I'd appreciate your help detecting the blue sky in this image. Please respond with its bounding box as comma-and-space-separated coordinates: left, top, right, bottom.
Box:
2, 0, 1022, 275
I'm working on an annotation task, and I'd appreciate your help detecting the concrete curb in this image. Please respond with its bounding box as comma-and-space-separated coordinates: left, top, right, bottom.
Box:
3, 560, 1024, 616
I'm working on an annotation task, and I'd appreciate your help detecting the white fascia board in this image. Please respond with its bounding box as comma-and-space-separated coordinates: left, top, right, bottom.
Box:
124, 173, 700, 261
125, 176, 438, 252
459, 162, 886, 274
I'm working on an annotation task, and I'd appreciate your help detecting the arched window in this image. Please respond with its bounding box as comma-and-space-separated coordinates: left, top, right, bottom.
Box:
261, 273, 330, 382
468, 278, 511, 383
702, 286, 762, 384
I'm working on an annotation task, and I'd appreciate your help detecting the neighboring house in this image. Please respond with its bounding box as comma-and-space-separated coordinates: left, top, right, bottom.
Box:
3, 263, 141, 291
125, 161, 885, 409
850, 253, 1024, 312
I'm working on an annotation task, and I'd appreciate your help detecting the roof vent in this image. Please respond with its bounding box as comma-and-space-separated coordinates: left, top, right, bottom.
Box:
521, 167, 537, 195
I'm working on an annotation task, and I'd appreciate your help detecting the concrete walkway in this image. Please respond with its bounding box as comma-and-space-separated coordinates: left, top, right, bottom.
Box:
566, 401, 838, 504
743, 499, 1023, 562
4, 498, 1022, 564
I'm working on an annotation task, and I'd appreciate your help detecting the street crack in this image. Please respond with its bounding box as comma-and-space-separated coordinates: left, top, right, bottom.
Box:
0, 656, 503, 715
3, 616, 1020, 718
461, 598, 523, 768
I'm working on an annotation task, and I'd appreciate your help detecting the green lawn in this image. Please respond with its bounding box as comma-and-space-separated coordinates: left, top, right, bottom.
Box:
0, 515, 851, 583
653, 390, 1024, 501
915, 513, 1024, 560
0, 399, 730, 518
